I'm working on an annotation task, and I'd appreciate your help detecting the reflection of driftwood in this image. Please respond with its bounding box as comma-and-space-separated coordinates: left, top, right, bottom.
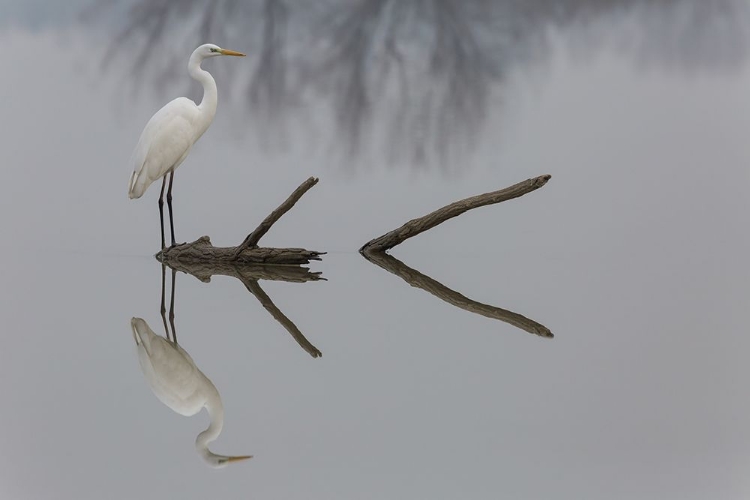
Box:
244, 280, 322, 358
157, 177, 323, 266
163, 259, 323, 358
165, 257, 323, 284
360, 175, 551, 253
363, 252, 552, 338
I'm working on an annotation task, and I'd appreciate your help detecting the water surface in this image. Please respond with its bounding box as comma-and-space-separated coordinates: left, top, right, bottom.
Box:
1, 4, 750, 499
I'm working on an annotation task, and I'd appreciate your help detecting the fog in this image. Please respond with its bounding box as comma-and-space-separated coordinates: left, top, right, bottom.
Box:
1, 2, 749, 499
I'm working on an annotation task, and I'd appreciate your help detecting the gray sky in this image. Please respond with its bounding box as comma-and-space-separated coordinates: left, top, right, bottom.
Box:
1, 4, 749, 500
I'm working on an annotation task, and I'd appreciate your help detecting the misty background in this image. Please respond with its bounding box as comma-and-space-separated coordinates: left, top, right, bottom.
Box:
87, 0, 750, 167
1, 1, 749, 499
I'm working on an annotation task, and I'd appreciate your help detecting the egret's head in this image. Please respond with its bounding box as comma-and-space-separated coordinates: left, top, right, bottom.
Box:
198, 43, 246, 59
201, 453, 253, 469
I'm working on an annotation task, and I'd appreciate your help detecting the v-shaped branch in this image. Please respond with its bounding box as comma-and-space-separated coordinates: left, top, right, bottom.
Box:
360, 174, 552, 338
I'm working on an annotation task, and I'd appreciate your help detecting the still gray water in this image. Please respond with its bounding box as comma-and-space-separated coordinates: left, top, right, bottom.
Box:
1, 2, 750, 499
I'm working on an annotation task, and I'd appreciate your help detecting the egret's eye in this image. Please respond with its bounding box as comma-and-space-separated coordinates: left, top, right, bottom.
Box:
210, 48, 218, 53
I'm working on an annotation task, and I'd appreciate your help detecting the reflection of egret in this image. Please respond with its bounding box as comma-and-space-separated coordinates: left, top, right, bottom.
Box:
131, 317, 252, 467
127, 44, 245, 249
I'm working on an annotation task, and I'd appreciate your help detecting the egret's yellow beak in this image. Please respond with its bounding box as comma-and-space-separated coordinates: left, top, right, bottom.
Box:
219, 49, 246, 57
224, 455, 253, 463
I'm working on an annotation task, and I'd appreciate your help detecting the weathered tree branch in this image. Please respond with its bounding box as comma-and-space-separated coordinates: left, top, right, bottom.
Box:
363, 251, 552, 338
157, 177, 323, 265
158, 236, 323, 266
162, 259, 323, 357
235, 176, 319, 256
360, 174, 551, 253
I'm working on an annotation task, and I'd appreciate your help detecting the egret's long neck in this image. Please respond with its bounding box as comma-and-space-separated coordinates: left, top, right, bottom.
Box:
196, 388, 224, 459
188, 52, 218, 133
194, 383, 252, 467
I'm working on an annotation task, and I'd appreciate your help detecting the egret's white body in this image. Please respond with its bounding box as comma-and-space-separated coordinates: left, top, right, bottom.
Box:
131, 317, 251, 467
127, 44, 245, 248
127, 96, 202, 200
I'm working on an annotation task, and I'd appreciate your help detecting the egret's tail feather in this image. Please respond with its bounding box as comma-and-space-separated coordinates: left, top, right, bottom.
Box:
131, 318, 143, 345
128, 171, 139, 199
130, 317, 152, 355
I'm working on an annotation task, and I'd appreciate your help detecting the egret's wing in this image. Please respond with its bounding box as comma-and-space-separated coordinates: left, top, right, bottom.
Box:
128, 97, 198, 199
137, 335, 207, 415
132, 317, 201, 409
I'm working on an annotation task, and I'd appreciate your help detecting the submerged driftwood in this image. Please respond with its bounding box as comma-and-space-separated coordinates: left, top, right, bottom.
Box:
157, 177, 323, 266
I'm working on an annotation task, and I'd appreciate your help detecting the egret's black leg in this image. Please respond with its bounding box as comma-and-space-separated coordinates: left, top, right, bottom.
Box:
166, 171, 176, 247
160, 263, 170, 339
158, 175, 167, 250
169, 268, 177, 344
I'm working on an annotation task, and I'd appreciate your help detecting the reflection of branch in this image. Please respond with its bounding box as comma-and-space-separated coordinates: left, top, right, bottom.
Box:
163, 259, 323, 357
157, 177, 323, 265
160, 257, 323, 284
363, 251, 552, 338
244, 280, 322, 358
360, 175, 551, 253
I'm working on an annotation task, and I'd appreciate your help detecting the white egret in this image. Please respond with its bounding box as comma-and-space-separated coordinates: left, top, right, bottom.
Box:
131, 317, 252, 467
127, 44, 245, 249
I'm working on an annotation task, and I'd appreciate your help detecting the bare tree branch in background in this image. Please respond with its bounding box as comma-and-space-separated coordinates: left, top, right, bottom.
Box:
87, 0, 750, 169
248, 0, 290, 147
310, 0, 389, 160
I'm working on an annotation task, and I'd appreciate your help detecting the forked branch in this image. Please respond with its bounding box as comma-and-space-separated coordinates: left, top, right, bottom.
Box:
157, 177, 323, 265
235, 176, 320, 256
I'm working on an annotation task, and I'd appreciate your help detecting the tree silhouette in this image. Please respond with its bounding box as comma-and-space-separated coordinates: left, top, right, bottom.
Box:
88, 0, 750, 169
